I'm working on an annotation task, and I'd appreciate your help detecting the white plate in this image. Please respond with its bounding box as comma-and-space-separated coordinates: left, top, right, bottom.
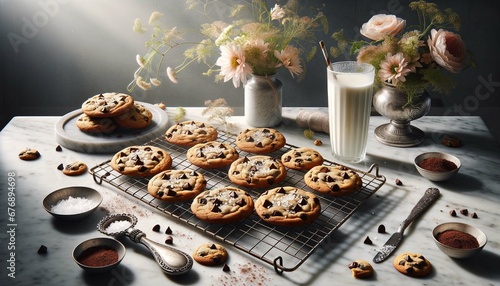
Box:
55, 102, 169, 153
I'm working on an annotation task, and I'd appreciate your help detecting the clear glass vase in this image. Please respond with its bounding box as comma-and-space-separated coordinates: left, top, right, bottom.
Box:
244, 74, 282, 127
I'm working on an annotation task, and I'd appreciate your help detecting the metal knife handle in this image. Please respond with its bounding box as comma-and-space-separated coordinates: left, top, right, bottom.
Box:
398, 188, 440, 233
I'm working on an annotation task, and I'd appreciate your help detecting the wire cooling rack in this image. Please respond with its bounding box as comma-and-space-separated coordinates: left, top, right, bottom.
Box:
90, 130, 386, 273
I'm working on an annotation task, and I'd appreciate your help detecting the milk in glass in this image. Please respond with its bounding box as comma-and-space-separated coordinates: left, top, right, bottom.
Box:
327, 62, 374, 163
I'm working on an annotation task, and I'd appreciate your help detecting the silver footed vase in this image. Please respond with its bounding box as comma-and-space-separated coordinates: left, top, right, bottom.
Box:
372, 83, 431, 147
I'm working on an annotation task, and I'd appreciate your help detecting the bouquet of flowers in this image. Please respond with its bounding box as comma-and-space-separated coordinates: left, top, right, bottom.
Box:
330, 0, 473, 106
128, 0, 328, 92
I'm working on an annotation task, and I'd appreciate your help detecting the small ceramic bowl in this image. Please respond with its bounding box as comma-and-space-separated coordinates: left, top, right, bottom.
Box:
414, 152, 461, 181
432, 222, 487, 259
43, 186, 102, 220
73, 237, 126, 273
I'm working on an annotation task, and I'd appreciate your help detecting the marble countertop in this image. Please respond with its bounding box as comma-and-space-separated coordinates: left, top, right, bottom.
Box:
1, 108, 499, 286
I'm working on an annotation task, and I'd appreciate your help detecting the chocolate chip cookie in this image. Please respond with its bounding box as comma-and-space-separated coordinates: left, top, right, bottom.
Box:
110, 145, 172, 177
187, 141, 239, 169
148, 169, 207, 202
113, 102, 153, 129
255, 186, 321, 227
393, 252, 432, 277
235, 128, 286, 154
304, 165, 362, 196
192, 243, 228, 266
281, 147, 324, 170
62, 161, 88, 176
348, 260, 374, 278
165, 121, 218, 147
18, 148, 41, 160
228, 155, 287, 188
76, 114, 117, 133
190, 187, 254, 224
81, 92, 134, 118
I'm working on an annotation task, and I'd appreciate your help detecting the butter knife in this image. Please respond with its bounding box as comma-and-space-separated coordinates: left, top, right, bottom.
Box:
373, 187, 440, 263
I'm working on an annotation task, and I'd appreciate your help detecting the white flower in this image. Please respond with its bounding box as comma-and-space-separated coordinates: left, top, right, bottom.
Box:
215, 25, 234, 46
149, 11, 162, 24
215, 45, 252, 88
274, 46, 303, 77
150, 78, 161, 86
166, 67, 178, 84
136, 54, 146, 68
133, 18, 146, 33
270, 4, 285, 21
135, 76, 151, 90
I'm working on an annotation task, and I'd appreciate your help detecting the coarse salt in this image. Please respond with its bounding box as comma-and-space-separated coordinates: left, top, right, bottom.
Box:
51, 196, 95, 214
105, 220, 132, 233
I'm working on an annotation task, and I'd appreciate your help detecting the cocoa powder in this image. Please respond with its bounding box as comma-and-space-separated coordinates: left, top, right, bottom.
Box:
418, 157, 457, 172
436, 229, 479, 249
77, 246, 118, 267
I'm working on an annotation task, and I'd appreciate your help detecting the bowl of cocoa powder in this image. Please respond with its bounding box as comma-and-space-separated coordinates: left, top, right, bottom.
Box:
73, 237, 126, 273
414, 152, 461, 181
432, 222, 487, 259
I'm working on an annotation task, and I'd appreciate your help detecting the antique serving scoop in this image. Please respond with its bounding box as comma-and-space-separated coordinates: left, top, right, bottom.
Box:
373, 188, 440, 263
97, 213, 193, 275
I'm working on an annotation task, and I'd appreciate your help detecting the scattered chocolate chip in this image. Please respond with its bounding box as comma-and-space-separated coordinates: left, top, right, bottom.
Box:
165, 235, 173, 245
449, 210, 457, 217
222, 264, 231, 272
460, 209, 468, 216
395, 178, 403, 186
152, 224, 160, 232
165, 226, 172, 234
363, 236, 372, 245
377, 224, 386, 233
348, 261, 359, 269
471, 212, 478, 218
57, 163, 64, 170
55, 145, 62, 152
37, 245, 48, 254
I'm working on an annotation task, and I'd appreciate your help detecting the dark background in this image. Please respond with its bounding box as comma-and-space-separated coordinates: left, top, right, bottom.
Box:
1, 0, 499, 142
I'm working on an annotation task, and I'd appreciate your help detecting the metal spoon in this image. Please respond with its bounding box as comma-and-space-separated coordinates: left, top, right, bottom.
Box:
97, 213, 193, 275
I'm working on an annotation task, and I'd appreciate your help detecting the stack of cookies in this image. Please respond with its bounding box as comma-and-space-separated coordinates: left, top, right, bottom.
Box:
77, 92, 153, 134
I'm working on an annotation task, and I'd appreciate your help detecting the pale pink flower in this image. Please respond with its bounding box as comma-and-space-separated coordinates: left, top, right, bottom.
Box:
215, 45, 253, 88
166, 67, 178, 84
427, 29, 466, 73
378, 52, 412, 85
274, 46, 303, 77
360, 14, 406, 41
270, 4, 285, 21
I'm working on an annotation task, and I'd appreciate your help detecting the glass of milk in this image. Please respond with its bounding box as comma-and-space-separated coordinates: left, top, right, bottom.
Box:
327, 61, 375, 163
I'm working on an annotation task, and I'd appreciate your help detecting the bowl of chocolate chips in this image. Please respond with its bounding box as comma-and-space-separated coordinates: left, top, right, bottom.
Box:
414, 152, 461, 181
432, 222, 487, 259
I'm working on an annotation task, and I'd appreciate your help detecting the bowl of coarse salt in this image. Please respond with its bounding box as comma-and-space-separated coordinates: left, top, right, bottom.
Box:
43, 186, 102, 220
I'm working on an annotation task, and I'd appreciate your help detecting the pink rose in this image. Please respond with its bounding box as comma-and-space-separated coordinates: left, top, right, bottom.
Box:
427, 29, 466, 73
360, 14, 406, 41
